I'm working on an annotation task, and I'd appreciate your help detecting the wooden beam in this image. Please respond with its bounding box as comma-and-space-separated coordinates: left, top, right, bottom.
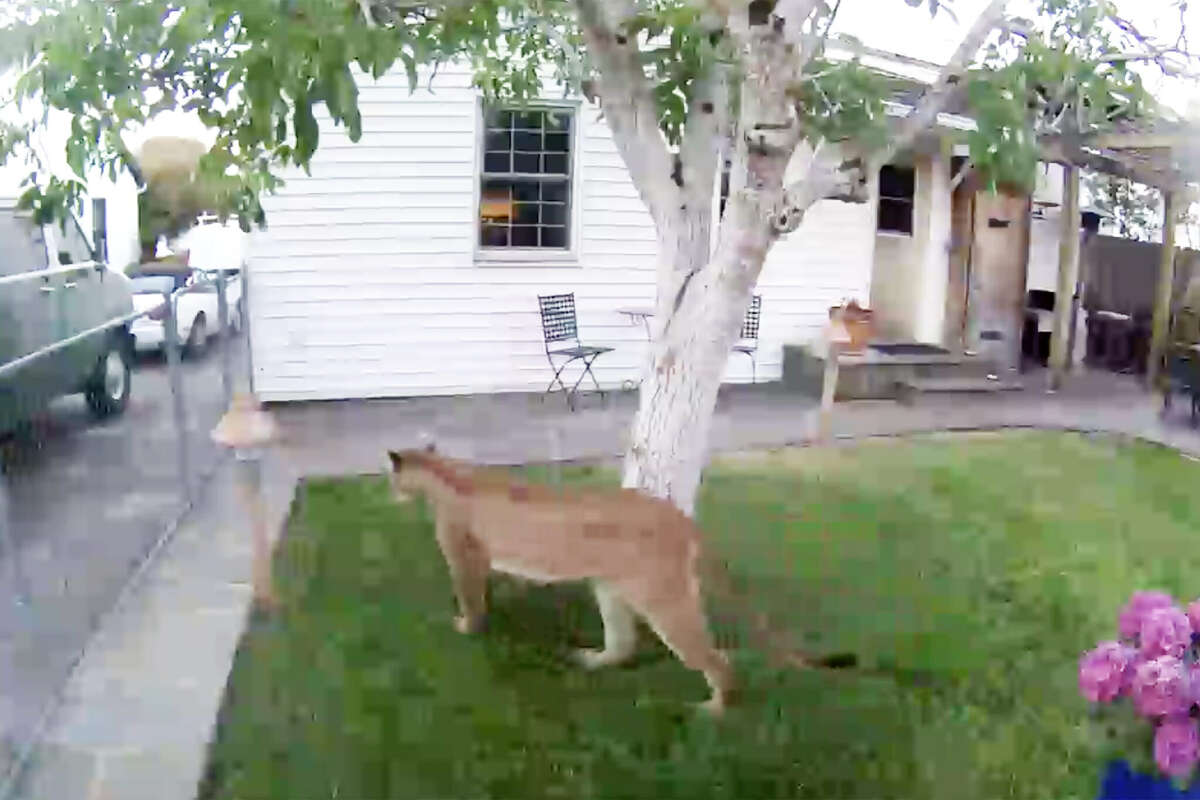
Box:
1049, 164, 1081, 390
1087, 132, 1189, 150
1040, 137, 1181, 193
1147, 190, 1179, 387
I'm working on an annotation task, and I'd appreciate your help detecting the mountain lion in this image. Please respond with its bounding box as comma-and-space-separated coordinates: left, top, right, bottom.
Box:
386, 447, 734, 713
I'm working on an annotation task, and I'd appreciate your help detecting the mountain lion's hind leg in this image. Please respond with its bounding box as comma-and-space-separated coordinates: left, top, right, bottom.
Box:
634, 589, 733, 714
434, 517, 488, 634
574, 581, 638, 669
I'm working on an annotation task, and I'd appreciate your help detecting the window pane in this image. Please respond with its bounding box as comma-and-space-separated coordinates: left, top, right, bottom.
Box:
878, 199, 913, 234
486, 109, 513, 129
543, 153, 568, 175
544, 112, 570, 133
513, 131, 541, 152
541, 226, 567, 248
512, 225, 539, 247
483, 152, 510, 173
480, 223, 509, 247
512, 182, 540, 202
514, 110, 542, 129
542, 181, 568, 203
541, 203, 567, 225
545, 133, 569, 153
480, 183, 512, 223
513, 202, 540, 226
485, 130, 511, 151
481, 179, 512, 197
879, 165, 915, 199
513, 152, 540, 173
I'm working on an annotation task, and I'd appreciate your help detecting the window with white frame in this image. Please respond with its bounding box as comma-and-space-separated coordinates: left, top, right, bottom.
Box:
479, 106, 573, 250
877, 164, 915, 235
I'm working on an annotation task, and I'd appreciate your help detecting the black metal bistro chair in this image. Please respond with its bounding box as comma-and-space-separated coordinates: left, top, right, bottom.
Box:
1162, 345, 1200, 427
732, 294, 762, 383
538, 293, 614, 410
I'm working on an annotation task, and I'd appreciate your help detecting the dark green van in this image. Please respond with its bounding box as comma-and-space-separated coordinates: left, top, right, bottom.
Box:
0, 200, 136, 433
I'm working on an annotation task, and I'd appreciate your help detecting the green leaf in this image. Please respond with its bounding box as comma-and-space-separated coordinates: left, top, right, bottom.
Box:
293, 91, 319, 166
400, 52, 418, 92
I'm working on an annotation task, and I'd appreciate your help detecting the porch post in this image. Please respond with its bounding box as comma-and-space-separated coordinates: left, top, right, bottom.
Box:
1049, 164, 1081, 389
1147, 190, 1178, 387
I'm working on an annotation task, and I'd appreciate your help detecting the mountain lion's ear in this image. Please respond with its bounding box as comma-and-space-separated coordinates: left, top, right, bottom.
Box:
387, 450, 404, 468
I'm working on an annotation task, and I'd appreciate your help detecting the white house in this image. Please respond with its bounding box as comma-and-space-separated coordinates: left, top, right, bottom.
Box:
245, 55, 1069, 402
0, 100, 141, 271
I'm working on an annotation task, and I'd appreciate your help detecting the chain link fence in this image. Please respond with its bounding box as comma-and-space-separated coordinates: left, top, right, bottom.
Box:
0, 259, 249, 792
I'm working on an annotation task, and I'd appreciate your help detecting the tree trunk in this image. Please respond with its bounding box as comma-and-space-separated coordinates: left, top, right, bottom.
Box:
622, 231, 760, 515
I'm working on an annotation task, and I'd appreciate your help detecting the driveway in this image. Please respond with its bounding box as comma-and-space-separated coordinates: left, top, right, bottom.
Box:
0, 335, 247, 780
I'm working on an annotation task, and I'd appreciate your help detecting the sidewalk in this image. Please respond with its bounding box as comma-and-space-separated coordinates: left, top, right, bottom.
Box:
10, 457, 298, 800
12, 370, 1200, 798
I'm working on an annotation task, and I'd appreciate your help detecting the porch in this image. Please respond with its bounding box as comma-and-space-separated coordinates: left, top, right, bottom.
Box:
827, 118, 1199, 401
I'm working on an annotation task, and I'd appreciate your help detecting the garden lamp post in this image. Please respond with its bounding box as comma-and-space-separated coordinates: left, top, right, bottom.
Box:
211, 392, 278, 609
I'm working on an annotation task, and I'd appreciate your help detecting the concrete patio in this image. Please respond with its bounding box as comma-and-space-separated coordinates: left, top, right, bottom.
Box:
273, 368, 1200, 474
12, 369, 1200, 799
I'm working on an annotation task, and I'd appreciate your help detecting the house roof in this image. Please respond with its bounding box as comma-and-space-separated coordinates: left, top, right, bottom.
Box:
826, 38, 1200, 195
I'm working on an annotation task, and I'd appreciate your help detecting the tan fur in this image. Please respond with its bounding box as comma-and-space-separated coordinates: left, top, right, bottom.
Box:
387, 448, 734, 712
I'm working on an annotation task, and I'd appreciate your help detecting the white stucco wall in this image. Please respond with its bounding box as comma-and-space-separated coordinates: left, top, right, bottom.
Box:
868, 146, 951, 344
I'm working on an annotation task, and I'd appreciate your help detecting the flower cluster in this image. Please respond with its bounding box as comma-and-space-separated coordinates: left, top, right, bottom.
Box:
1080, 591, 1200, 779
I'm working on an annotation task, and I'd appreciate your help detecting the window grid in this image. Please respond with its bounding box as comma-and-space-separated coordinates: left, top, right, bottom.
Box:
479, 108, 572, 250
877, 164, 915, 235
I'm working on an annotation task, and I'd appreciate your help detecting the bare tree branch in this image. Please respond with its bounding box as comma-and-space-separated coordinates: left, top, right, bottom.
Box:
772, 0, 1011, 234
771, 0, 824, 48
1098, 50, 1199, 78
679, 57, 729, 212
574, 0, 680, 226
871, 0, 1009, 170
1106, 10, 1199, 77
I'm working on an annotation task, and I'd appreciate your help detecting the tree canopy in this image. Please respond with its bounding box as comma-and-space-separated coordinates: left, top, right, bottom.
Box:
0, 0, 1193, 231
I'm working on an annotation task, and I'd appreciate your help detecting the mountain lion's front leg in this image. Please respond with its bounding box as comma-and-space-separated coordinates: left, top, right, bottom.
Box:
434, 516, 488, 634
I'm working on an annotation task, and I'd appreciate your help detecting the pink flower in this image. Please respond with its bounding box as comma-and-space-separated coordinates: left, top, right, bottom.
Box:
1187, 600, 1200, 633
1079, 642, 1136, 702
1140, 607, 1194, 658
1120, 591, 1176, 640
1190, 663, 1200, 707
1156, 716, 1200, 778
1131, 655, 1192, 717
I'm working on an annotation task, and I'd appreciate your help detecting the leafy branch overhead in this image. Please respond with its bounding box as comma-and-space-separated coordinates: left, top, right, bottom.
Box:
0, 0, 1193, 230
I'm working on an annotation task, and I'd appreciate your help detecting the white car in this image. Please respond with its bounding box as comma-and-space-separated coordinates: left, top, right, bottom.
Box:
129, 269, 243, 356
128, 220, 247, 356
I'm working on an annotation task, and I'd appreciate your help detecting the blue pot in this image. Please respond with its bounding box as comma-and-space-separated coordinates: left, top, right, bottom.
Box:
1099, 760, 1200, 799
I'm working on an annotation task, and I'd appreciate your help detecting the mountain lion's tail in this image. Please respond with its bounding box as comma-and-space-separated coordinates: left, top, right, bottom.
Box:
698, 549, 859, 671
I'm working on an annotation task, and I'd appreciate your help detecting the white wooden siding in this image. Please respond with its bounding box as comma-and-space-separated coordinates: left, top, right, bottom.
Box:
248, 64, 875, 401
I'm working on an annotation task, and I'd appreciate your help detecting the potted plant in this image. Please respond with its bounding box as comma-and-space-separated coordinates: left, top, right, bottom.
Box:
1080, 591, 1200, 798
828, 299, 872, 353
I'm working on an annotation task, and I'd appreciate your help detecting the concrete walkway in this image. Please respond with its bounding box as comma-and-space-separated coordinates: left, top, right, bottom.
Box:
12, 369, 1200, 798
270, 369, 1200, 473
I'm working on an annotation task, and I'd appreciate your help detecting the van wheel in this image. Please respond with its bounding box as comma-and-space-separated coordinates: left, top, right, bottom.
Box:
186, 313, 208, 358
85, 337, 131, 418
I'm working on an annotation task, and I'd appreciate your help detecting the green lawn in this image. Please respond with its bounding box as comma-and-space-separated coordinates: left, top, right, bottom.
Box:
199, 432, 1200, 799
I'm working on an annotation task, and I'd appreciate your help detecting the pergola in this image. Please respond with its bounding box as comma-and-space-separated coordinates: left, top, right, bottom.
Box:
1041, 120, 1200, 389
